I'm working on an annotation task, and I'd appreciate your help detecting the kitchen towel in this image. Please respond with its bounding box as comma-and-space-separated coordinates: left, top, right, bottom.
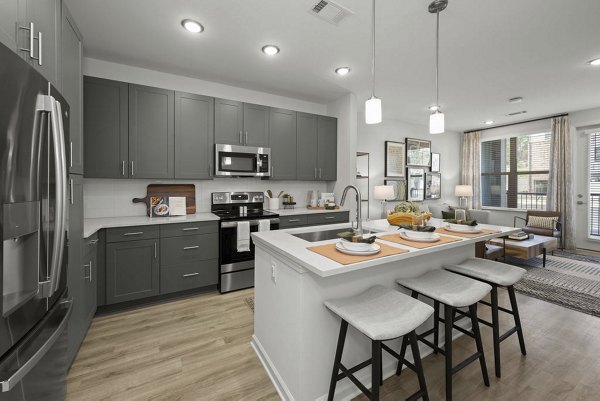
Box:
237, 221, 250, 252
258, 219, 270, 232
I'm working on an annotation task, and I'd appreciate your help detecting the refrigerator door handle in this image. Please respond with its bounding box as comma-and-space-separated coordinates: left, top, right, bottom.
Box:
0, 299, 72, 392
45, 97, 68, 297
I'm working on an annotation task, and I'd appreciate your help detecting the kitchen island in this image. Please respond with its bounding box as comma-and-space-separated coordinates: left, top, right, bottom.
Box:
251, 218, 518, 401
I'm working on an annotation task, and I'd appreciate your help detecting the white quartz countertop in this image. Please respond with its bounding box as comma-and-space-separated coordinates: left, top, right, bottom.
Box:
267, 207, 349, 216
83, 213, 219, 238
252, 218, 520, 278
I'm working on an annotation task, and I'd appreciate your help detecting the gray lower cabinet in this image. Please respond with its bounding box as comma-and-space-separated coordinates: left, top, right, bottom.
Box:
279, 212, 350, 228
105, 238, 160, 304
175, 92, 214, 179
66, 174, 83, 365
269, 108, 297, 180
317, 116, 337, 181
82, 234, 98, 325
84, 77, 129, 178
243, 103, 269, 147
214, 98, 243, 145
61, 5, 83, 174
296, 113, 319, 180
128, 84, 175, 179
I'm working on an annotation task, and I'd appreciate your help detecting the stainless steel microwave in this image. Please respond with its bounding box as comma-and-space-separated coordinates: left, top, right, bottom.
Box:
214, 144, 271, 177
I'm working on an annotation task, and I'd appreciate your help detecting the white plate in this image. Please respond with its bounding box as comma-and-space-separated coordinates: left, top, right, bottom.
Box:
399, 232, 441, 243
446, 224, 482, 234
339, 240, 372, 252
335, 242, 381, 256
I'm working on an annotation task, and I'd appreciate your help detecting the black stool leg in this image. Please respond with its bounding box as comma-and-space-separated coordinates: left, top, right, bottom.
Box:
433, 301, 440, 354
328, 320, 348, 401
396, 335, 410, 376
444, 305, 453, 401
372, 340, 381, 401
491, 285, 501, 378
469, 304, 490, 387
508, 285, 527, 356
409, 331, 430, 401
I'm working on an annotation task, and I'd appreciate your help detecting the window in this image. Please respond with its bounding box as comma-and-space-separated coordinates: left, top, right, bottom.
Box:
480, 132, 551, 210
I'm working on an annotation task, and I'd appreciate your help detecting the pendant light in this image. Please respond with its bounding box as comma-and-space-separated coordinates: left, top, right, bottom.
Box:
429, 0, 448, 134
365, 0, 382, 124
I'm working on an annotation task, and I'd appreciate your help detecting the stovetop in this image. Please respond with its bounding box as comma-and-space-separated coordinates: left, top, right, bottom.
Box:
212, 209, 279, 221
211, 191, 279, 221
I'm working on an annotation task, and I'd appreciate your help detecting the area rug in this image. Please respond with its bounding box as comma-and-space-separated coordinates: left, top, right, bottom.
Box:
507, 250, 600, 317
244, 297, 254, 312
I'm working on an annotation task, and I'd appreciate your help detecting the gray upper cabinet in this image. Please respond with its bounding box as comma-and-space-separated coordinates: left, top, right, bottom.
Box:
243, 103, 269, 147
296, 113, 319, 180
0, 0, 22, 51
24, 0, 60, 86
214, 98, 243, 145
175, 92, 214, 179
128, 84, 175, 179
317, 116, 337, 181
61, 6, 83, 174
269, 108, 297, 180
84, 77, 129, 178
106, 239, 160, 304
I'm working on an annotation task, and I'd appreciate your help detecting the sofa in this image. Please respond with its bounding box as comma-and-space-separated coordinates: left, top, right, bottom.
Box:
427, 203, 491, 224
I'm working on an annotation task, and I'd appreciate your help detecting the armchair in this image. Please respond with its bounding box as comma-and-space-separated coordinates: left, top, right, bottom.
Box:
514, 210, 562, 245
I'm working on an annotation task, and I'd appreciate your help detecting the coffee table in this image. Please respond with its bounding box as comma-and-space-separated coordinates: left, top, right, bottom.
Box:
490, 235, 559, 267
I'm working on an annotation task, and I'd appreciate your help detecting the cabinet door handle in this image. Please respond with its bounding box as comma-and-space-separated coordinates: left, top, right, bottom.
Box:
154, 242, 158, 259
69, 179, 74, 205
123, 232, 143, 236
18, 22, 35, 59
182, 272, 199, 278
324, 216, 335, 220
83, 262, 91, 281
183, 246, 199, 250
70, 141, 73, 168
319, 168, 322, 179
239, 131, 243, 144
121, 160, 126, 176
88, 239, 99, 245
314, 168, 317, 179
245, 131, 248, 144
131, 161, 134, 176
36, 30, 42, 66
182, 227, 199, 231
287, 219, 301, 222
89, 261, 93, 282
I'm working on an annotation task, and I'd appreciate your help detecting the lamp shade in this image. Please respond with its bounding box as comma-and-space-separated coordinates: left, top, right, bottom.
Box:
429, 110, 444, 134
365, 96, 382, 124
455, 185, 473, 197
374, 185, 395, 201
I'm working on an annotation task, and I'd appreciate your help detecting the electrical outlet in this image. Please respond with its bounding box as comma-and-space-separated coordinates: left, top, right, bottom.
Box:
271, 261, 277, 283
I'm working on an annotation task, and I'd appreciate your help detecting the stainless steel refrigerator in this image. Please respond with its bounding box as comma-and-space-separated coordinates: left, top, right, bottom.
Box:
0, 41, 72, 400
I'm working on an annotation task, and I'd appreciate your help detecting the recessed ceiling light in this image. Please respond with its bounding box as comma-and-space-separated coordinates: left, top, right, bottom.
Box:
484, 120, 495, 125
428, 105, 439, 111
181, 19, 203, 33
335, 67, 350, 76
509, 97, 523, 103
261, 45, 280, 56
587, 58, 600, 66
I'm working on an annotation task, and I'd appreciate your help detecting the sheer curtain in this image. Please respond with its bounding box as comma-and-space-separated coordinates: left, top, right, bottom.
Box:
461, 131, 481, 209
547, 115, 575, 249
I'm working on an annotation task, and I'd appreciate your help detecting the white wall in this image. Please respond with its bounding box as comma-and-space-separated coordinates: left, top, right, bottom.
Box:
356, 114, 462, 219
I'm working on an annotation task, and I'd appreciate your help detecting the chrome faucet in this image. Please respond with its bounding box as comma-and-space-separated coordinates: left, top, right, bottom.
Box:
340, 185, 362, 234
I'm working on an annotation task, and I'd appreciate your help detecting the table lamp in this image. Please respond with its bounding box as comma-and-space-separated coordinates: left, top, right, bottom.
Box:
374, 185, 395, 219
455, 185, 473, 209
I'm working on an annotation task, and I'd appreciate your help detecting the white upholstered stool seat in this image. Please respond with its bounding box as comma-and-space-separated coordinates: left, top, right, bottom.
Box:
444, 258, 526, 286
325, 285, 434, 341
396, 270, 492, 308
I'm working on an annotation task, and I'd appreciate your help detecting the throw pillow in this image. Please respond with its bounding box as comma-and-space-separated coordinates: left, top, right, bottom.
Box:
447, 206, 471, 220
441, 211, 454, 219
528, 215, 558, 230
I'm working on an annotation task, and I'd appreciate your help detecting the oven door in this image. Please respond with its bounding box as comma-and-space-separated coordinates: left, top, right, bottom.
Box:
214, 144, 270, 177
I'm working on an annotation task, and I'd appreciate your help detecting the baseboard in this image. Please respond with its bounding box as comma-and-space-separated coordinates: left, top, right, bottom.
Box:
251, 334, 293, 401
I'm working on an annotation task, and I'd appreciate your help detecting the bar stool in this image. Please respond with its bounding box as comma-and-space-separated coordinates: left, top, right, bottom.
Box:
396, 270, 492, 401
444, 258, 527, 378
325, 285, 434, 401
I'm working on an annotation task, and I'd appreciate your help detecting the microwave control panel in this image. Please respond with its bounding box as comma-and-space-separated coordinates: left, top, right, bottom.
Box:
258, 154, 269, 173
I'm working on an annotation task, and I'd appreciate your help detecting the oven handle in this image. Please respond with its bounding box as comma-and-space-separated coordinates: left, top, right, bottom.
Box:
221, 218, 280, 229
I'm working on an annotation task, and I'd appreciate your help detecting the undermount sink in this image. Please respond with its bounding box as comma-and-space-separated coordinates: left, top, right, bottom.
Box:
292, 228, 353, 242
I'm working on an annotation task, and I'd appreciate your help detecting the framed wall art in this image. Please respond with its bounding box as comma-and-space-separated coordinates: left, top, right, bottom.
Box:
405, 138, 431, 167
384, 141, 406, 178
431, 152, 440, 172
406, 167, 426, 201
384, 179, 407, 201
425, 172, 442, 199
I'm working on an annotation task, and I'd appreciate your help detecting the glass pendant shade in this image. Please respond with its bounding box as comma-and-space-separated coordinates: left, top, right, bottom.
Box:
365, 96, 382, 124
429, 110, 444, 134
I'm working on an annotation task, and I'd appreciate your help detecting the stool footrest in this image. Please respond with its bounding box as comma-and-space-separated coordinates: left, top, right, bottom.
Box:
479, 299, 514, 315
452, 352, 484, 375
455, 308, 494, 328
418, 337, 445, 356
452, 324, 475, 339
382, 343, 418, 373
499, 326, 519, 343
337, 361, 372, 398
406, 389, 427, 401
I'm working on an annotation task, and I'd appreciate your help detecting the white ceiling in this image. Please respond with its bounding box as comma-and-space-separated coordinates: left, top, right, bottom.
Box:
65, 0, 600, 131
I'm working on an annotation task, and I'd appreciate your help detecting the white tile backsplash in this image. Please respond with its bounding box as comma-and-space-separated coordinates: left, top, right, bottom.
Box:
83, 178, 329, 218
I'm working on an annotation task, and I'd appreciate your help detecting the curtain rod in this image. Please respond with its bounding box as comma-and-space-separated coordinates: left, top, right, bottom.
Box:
464, 113, 568, 134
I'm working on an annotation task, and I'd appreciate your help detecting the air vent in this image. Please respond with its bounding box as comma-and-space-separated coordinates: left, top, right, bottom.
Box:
507, 110, 528, 116
310, 0, 354, 25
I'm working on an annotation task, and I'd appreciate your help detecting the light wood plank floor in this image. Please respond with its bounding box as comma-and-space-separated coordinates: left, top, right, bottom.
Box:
67, 287, 600, 401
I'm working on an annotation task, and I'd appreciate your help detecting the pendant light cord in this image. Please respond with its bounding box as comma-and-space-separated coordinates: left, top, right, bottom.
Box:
435, 10, 440, 108
371, 0, 376, 97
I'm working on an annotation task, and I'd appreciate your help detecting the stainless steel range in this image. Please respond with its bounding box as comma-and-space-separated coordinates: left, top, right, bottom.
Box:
212, 192, 279, 293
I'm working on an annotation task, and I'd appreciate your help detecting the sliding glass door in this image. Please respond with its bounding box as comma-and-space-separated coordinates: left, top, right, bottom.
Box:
574, 129, 600, 251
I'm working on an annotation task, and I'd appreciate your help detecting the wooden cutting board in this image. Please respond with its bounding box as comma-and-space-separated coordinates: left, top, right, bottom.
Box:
132, 184, 196, 216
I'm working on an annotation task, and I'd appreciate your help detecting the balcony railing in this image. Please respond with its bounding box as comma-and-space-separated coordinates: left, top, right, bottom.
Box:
591, 193, 600, 237
517, 192, 547, 210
